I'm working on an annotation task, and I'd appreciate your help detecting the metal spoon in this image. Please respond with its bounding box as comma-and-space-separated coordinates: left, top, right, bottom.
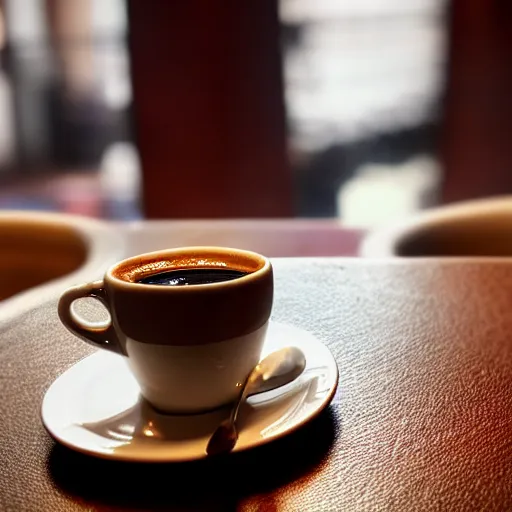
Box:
206, 346, 306, 456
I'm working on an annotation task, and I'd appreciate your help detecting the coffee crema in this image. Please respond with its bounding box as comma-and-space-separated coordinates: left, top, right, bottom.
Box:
136, 268, 248, 286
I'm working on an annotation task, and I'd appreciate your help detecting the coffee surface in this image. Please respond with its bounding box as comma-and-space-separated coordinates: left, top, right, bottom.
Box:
136, 268, 247, 286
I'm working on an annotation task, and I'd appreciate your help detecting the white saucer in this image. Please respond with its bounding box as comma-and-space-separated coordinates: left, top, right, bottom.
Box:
42, 322, 338, 462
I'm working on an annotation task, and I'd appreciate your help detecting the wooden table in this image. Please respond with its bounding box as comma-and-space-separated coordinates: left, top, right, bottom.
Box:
0, 223, 511, 511
120, 219, 364, 258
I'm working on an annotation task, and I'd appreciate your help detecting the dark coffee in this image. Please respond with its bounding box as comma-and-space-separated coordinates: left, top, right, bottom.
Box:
137, 268, 248, 286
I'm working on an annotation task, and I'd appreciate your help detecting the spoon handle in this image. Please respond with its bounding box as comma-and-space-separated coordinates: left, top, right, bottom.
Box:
229, 365, 260, 425
205, 365, 261, 456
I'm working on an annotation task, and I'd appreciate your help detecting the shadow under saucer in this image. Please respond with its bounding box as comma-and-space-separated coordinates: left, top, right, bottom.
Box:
48, 406, 339, 511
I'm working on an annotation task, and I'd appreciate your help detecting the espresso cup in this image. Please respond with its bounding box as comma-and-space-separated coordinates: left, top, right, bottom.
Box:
58, 247, 273, 414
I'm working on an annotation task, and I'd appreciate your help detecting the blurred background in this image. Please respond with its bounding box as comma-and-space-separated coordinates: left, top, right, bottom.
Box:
0, 0, 509, 226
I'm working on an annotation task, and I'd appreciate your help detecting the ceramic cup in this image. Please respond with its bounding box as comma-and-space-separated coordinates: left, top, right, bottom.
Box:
58, 246, 273, 414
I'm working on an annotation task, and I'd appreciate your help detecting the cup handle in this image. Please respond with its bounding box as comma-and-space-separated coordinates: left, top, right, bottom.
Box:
58, 280, 125, 355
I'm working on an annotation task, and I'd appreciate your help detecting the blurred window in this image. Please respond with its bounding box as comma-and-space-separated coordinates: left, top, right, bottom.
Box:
0, 0, 449, 225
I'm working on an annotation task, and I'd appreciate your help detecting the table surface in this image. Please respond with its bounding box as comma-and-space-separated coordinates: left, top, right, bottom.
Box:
119, 219, 365, 258
1, 257, 512, 511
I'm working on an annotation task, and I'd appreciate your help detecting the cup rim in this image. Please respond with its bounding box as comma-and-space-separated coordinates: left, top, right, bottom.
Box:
105, 246, 271, 291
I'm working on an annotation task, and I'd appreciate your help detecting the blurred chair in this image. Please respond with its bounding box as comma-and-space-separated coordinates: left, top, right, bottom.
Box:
362, 196, 512, 258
